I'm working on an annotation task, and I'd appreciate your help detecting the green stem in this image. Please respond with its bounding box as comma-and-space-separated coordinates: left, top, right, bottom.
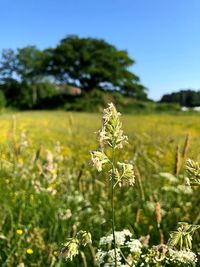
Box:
111, 146, 117, 266
119, 249, 133, 267
3, 235, 23, 267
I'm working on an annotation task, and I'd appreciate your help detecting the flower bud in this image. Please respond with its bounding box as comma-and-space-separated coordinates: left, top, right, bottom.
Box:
78, 231, 92, 246
117, 162, 135, 187
99, 103, 128, 149
90, 151, 109, 172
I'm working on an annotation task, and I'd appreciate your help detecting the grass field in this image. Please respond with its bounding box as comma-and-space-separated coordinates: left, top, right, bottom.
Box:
0, 110, 200, 266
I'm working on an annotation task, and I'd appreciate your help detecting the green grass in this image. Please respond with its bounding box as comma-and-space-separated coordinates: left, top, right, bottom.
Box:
0, 111, 200, 266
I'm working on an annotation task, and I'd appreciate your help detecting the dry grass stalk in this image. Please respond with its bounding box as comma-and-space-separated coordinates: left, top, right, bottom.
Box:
174, 144, 180, 175
182, 134, 190, 158
155, 202, 161, 227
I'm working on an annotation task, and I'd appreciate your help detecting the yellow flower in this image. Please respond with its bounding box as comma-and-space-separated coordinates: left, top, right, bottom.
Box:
16, 229, 23, 235
26, 248, 33, 254
53, 251, 57, 256
51, 168, 57, 174
1, 153, 6, 160
18, 158, 24, 164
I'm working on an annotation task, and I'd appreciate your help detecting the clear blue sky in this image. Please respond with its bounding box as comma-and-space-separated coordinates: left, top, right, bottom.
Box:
0, 0, 200, 100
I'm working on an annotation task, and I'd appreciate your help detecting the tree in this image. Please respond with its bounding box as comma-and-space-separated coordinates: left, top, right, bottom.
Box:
0, 49, 17, 82
16, 46, 47, 104
0, 35, 148, 109
0, 46, 57, 108
160, 90, 200, 107
45, 35, 147, 98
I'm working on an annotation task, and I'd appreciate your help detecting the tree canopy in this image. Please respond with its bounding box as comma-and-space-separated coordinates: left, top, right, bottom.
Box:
160, 90, 200, 107
44, 35, 146, 98
0, 35, 148, 109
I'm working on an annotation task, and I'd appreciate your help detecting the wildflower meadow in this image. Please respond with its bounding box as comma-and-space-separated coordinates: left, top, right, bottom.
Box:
0, 106, 200, 266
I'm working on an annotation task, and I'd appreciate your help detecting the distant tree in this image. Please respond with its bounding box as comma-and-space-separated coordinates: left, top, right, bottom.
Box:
16, 46, 48, 104
0, 78, 30, 108
0, 49, 17, 82
0, 46, 56, 108
45, 35, 147, 98
16, 46, 42, 79
0, 35, 148, 109
160, 89, 200, 107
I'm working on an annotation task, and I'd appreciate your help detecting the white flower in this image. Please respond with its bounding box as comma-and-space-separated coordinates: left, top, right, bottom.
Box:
122, 229, 132, 237
99, 230, 133, 246
169, 249, 197, 264
96, 249, 107, 265
96, 248, 122, 266
99, 234, 113, 246
126, 239, 142, 253
107, 248, 121, 261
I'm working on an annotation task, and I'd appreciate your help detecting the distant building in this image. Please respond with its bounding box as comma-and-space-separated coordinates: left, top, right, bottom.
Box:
193, 106, 200, 111
181, 106, 200, 112
55, 84, 82, 95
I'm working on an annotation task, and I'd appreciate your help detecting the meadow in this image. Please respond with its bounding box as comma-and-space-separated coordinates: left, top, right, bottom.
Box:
0, 110, 200, 266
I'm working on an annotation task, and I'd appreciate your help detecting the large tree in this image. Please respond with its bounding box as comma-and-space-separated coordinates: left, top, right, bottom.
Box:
0, 46, 49, 105
0, 49, 17, 81
45, 35, 147, 98
16, 46, 47, 104
0, 35, 148, 107
0, 46, 53, 107
0, 46, 45, 83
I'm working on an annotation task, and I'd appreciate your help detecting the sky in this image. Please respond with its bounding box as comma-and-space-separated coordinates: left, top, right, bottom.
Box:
0, 0, 200, 100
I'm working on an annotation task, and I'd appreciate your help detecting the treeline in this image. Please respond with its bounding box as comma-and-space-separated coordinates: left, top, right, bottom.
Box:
0, 35, 147, 110
160, 89, 200, 107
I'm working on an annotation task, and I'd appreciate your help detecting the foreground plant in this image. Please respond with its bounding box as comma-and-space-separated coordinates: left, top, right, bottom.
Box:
59, 231, 92, 261
141, 244, 197, 267
168, 222, 200, 250
185, 159, 200, 186
90, 103, 135, 266
96, 229, 142, 267
167, 158, 200, 266
59, 104, 200, 266
90, 105, 200, 266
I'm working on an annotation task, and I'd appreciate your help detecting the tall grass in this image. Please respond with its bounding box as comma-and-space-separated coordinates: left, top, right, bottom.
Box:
0, 109, 199, 266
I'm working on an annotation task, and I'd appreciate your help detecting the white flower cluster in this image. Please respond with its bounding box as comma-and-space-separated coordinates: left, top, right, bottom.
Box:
96, 248, 124, 267
126, 239, 142, 253
169, 249, 197, 265
96, 230, 142, 266
140, 245, 198, 267
99, 229, 132, 246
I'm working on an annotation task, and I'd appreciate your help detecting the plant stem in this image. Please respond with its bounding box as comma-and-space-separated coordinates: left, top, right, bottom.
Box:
111, 146, 117, 266
119, 249, 133, 267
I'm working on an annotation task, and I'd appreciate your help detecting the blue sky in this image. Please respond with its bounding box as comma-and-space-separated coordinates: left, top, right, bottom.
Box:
0, 0, 200, 100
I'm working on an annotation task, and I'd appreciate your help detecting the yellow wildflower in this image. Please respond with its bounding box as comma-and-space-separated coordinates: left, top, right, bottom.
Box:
1, 153, 6, 160
16, 229, 23, 235
18, 158, 24, 164
26, 248, 33, 254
